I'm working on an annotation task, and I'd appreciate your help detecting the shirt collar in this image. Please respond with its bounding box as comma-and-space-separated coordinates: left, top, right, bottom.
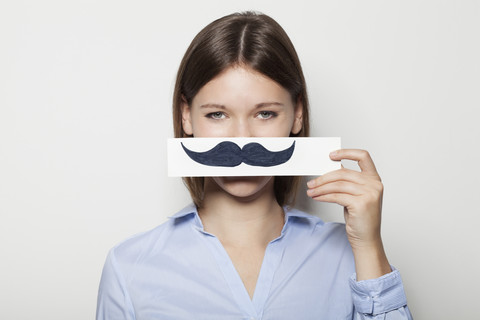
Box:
169, 204, 315, 218
169, 203, 319, 234
283, 206, 317, 220
169, 203, 198, 219
168, 203, 208, 234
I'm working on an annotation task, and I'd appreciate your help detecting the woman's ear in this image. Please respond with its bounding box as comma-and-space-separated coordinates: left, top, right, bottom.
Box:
291, 98, 303, 135
181, 97, 193, 136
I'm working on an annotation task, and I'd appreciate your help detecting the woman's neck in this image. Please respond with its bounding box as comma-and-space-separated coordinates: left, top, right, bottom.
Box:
198, 177, 285, 248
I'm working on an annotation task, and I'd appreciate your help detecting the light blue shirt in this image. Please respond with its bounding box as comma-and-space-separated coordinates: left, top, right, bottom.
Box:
97, 204, 412, 319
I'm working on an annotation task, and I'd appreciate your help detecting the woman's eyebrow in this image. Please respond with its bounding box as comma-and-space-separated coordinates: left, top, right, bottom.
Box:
199, 102, 285, 109
199, 103, 226, 109
255, 102, 285, 108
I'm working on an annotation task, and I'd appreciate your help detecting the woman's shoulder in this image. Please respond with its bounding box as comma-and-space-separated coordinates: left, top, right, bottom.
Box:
108, 204, 197, 263
284, 207, 354, 269
286, 206, 347, 231
286, 206, 349, 244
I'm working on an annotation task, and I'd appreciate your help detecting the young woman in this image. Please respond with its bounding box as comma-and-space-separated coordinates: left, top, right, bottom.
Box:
97, 12, 412, 319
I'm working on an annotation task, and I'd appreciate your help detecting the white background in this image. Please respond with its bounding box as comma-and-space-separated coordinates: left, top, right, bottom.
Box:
1, 1, 479, 319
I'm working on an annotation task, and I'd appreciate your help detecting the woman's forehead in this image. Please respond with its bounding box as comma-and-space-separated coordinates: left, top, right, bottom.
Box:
191, 66, 292, 108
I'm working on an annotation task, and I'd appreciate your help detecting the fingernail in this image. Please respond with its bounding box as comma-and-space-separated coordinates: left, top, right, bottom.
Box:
330, 151, 337, 158
307, 180, 315, 188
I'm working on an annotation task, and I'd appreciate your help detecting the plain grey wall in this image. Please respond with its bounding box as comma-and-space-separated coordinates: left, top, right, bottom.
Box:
1, 1, 479, 319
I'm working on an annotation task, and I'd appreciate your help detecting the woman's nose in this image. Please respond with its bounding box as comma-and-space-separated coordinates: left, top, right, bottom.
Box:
231, 120, 252, 137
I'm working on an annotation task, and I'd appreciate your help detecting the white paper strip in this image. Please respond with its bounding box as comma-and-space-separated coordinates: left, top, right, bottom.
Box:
167, 137, 341, 177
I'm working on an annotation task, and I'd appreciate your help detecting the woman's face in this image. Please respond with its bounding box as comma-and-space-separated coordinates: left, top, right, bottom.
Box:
181, 65, 303, 200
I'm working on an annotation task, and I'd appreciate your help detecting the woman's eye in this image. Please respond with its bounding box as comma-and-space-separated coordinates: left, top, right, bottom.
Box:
207, 112, 226, 119
257, 111, 277, 120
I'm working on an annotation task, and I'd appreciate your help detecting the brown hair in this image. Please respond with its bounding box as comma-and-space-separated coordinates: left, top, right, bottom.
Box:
172, 11, 310, 208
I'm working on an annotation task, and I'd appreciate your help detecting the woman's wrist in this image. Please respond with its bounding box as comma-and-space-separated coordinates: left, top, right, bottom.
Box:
351, 239, 391, 281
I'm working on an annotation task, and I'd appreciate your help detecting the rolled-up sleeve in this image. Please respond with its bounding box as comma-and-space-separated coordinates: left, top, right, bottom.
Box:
350, 268, 413, 319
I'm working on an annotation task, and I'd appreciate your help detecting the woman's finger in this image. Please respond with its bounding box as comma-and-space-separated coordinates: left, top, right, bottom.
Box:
307, 168, 366, 189
311, 193, 354, 208
307, 180, 363, 198
330, 149, 379, 177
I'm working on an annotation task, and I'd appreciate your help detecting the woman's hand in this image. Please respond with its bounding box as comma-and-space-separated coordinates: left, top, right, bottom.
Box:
306, 149, 391, 280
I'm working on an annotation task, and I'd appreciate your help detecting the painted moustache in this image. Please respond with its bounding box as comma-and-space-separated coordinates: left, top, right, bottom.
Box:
181, 141, 296, 167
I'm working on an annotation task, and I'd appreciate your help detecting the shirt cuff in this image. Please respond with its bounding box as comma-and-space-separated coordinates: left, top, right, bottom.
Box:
349, 267, 408, 315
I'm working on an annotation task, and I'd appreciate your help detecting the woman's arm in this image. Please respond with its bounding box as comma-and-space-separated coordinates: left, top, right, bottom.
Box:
307, 149, 390, 280
96, 249, 136, 320
307, 149, 412, 319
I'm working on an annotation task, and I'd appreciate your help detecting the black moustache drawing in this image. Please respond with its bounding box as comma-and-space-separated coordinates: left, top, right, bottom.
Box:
181, 141, 296, 167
